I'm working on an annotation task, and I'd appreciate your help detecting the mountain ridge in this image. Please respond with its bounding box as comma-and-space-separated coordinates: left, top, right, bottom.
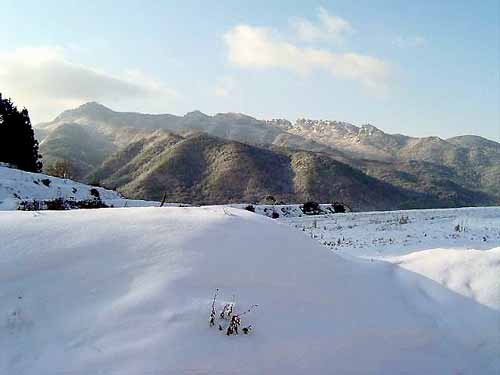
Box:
34, 102, 500, 209
38, 102, 498, 154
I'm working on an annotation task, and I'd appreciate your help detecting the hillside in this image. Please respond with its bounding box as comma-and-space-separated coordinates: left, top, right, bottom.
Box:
1, 206, 499, 374
0, 165, 157, 210
352, 159, 495, 208
35, 103, 500, 208
89, 132, 463, 210
39, 123, 117, 179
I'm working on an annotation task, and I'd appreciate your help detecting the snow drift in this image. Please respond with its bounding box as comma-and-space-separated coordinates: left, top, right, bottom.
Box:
1, 207, 499, 374
392, 248, 500, 310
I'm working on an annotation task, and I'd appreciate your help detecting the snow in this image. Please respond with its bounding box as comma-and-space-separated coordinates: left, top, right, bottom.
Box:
284, 207, 500, 257
0, 165, 163, 210
1, 206, 500, 374
392, 248, 500, 310
283, 206, 500, 314
1, 166, 500, 373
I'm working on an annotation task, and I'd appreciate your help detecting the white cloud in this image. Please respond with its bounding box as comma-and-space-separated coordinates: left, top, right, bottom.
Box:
291, 7, 353, 43
215, 76, 237, 97
393, 36, 427, 48
224, 25, 389, 89
0, 47, 178, 123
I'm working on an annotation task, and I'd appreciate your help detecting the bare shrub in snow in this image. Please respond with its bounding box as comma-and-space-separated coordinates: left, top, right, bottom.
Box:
302, 201, 322, 215
226, 315, 241, 335
40, 178, 51, 187
17, 197, 108, 211
399, 216, 409, 225
332, 201, 347, 213
77, 198, 108, 209
219, 296, 235, 320
454, 219, 468, 232
208, 289, 257, 336
45, 198, 67, 210
17, 200, 44, 211
245, 205, 255, 212
209, 288, 219, 327
90, 188, 100, 199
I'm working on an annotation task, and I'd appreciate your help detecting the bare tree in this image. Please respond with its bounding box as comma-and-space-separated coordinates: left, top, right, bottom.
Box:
45, 160, 75, 180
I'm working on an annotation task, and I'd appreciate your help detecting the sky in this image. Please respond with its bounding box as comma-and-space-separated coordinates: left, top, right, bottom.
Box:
1, 0, 499, 141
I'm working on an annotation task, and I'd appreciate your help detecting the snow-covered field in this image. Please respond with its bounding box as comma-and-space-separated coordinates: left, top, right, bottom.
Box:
284, 207, 500, 319
1, 166, 500, 374
1, 206, 499, 374
285, 207, 500, 257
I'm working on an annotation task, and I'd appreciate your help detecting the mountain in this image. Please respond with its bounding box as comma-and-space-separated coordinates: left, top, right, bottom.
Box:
90, 132, 441, 210
268, 118, 500, 198
39, 102, 284, 146
35, 102, 500, 209
269, 118, 500, 165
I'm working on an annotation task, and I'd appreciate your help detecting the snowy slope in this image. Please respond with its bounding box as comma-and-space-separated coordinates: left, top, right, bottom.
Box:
0, 165, 160, 210
392, 248, 500, 310
285, 206, 500, 307
1, 207, 499, 374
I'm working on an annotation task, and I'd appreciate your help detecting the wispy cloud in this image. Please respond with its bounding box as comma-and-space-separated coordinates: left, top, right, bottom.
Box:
224, 25, 389, 89
291, 7, 353, 43
0, 47, 178, 122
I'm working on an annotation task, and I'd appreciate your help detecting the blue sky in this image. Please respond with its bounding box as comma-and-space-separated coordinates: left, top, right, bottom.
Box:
1, 0, 499, 141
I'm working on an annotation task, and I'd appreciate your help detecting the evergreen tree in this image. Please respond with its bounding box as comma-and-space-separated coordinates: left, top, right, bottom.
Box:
0, 94, 42, 172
